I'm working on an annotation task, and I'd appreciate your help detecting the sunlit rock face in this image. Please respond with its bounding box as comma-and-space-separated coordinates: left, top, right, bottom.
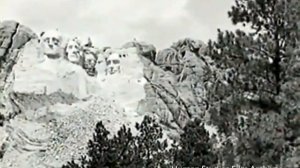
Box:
0, 21, 221, 168
135, 38, 213, 129
65, 38, 83, 65
155, 47, 182, 75
0, 20, 37, 119
0, 23, 145, 168
96, 47, 147, 113
64, 36, 100, 77
94, 51, 106, 76
0, 20, 38, 166
12, 30, 101, 99
122, 40, 156, 62
39, 30, 64, 59
105, 52, 121, 75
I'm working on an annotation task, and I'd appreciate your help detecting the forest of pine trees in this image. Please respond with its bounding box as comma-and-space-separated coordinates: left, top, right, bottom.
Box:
63, 0, 300, 167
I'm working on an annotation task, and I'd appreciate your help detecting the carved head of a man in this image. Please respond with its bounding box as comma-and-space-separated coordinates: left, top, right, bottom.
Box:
40, 30, 63, 59
105, 53, 121, 75
65, 38, 83, 65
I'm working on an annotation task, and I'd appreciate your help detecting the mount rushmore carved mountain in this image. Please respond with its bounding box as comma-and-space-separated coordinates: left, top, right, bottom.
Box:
0, 20, 229, 167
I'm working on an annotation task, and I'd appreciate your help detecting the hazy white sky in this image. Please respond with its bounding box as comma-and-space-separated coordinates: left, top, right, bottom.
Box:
0, 0, 238, 49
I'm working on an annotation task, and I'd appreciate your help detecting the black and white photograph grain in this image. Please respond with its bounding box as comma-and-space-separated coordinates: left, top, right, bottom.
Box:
0, 0, 299, 167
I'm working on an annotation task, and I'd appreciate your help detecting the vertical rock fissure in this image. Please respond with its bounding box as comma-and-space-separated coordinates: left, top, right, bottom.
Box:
0, 22, 33, 121
0, 22, 19, 67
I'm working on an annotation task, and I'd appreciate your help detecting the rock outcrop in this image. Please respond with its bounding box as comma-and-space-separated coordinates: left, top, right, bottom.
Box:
0, 21, 147, 168
123, 40, 156, 62
0, 20, 37, 119
135, 38, 214, 129
0, 96, 141, 168
0, 20, 37, 164
0, 21, 218, 168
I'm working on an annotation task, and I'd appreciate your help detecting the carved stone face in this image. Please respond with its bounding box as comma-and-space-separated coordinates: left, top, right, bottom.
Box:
106, 53, 121, 75
66, 38, 82, 64
83, 51, 97, 69
82, 50, 97, 76
40, 30, 62, 59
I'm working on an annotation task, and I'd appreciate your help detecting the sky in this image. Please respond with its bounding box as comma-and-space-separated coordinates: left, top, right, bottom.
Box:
0, 0, 239, 49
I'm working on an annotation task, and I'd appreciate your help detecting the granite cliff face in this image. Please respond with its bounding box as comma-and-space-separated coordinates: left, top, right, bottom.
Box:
138, 38, 213, 129
0, 20, 37, 119
0, 21, 221, 168
0, 20, 37, 166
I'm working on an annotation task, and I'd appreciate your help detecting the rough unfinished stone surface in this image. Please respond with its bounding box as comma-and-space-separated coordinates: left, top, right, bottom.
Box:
0, 21, 152, 168
0, 96, 142, 168
0, 20, 37, 166
123, 40, 156, 62
135, 38, 213, 129
0, 20, 37, 119
0, 21, 218, 168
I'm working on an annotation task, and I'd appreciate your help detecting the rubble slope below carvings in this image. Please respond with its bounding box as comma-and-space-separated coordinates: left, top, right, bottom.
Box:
0, 96, 144, 168
10, 90, 79, 112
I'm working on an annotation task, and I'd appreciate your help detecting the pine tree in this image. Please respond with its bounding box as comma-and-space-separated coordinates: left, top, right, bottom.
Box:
62, 116, 169, 168
133, 116, 169, 168
171, 118, 218, 167
207, 0, 300, 167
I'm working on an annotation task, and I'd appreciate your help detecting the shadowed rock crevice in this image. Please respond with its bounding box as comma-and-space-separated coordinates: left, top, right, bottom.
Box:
0, 21, 37, 118
0, 22, 19, 64
0, 20, 37, 160
137, 38, 213, 129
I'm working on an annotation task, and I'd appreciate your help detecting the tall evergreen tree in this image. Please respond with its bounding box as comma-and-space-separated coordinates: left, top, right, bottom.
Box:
62, 116, 169, 168
207, 0, 300, 167
171, 118, 218, 167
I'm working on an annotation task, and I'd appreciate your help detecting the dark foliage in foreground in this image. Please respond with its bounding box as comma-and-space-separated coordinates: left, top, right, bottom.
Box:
207, 0, 300, 167
62, 116, 169, 168
62, 116, 217, 168
63, 0, 300, 167
172, 118, 218, 167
